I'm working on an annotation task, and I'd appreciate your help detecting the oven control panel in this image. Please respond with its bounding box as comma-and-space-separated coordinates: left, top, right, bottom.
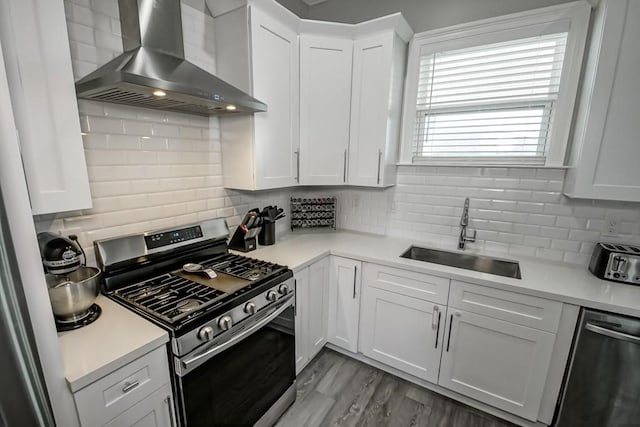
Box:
145, 225, 203, 249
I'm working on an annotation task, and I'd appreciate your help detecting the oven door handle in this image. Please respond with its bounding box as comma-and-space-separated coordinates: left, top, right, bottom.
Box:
178, 294, 293, 376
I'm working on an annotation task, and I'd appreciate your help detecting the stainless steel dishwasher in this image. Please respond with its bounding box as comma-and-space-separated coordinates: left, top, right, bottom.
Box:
556, 308, 640, 426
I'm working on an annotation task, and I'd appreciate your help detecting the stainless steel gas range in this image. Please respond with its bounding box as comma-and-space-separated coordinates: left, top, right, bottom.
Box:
94, 218, 295, 427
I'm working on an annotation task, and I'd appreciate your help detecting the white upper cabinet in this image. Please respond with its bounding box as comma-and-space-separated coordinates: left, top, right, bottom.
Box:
0, 0, 91, 214
215, 2, 300, 190
299, 35, 353, 185
564, 0, 640, 201
348, 32, 407, 187
298, 16, 412, 187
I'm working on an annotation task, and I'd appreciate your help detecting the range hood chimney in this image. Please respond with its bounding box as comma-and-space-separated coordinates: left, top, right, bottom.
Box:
75, 0, 266, 116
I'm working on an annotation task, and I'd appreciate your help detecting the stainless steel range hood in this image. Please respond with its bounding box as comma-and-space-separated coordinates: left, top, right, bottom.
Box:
75, 0, 266, 116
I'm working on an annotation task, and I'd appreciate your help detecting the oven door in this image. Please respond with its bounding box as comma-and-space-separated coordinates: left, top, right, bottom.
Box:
174, 293, 295, 427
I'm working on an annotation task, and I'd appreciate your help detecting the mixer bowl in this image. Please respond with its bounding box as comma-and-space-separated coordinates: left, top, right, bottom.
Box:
46, 266, 101, 320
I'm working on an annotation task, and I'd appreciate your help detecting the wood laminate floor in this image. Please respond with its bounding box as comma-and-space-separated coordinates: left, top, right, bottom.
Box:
276, 349, 517, 427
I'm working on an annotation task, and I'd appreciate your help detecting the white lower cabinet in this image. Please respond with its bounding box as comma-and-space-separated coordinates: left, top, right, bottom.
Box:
292, 256, 564, 423
438, 308, 555, 421
359, 287, 445, 382
294, 267, 310, 374
73, 346, 175, 426
104, 384, 175, 427
327, 256, 362, 352
307, 258, 330, 357
295, 257, 330, 374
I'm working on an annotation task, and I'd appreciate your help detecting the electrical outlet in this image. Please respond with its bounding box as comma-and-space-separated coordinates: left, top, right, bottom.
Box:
602, 219, 620, 236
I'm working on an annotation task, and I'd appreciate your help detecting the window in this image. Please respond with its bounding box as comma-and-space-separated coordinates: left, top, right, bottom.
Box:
401, 2, 591, 166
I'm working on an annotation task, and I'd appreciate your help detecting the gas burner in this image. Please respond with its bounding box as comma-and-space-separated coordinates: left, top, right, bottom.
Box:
200, 253, 283, 281
244, 269, 266, 281
177, 298, 203, 313
115, 274, 226, 324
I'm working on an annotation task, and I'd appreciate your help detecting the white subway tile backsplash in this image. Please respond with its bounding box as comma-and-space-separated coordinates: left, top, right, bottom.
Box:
339, 165, 640, 266
523, 236, 551, 248
88, 116, 124, 134
556, 216, 587, 229
535, 247, 565, 261
108, 134, 140, 150
526, 214, 556, 226
568, 229, 601, 242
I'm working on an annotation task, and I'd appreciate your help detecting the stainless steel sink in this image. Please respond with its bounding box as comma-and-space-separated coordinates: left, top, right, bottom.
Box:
400, 246, 521, 279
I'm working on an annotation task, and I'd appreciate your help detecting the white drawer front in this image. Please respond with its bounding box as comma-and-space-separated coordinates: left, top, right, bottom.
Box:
363, 263, 449, 305
74, 346, 170, 426
449, 281, 562, 333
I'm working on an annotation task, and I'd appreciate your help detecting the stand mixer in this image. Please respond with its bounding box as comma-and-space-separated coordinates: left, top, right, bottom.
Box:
38, 233, 102, 331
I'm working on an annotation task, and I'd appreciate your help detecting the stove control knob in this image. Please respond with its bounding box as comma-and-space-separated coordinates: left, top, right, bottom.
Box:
244, 302, 256, 315
218, 315, 233, 331
278, 284, 289, 295
266, 290, 278, 302
198, 326, 215, 341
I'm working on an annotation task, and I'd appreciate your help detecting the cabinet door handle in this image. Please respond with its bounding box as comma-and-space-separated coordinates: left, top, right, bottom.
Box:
376, 149, 382, 185
434, 312, 442, 349
343, 149, 347, 183
352, 265, 357, 299
294, 279, 297, 317
295, 150, 300, 183
122, 380, 139, 393
446, 314, 454, 352
431, 305, 439, 330
165, 395, 176, 427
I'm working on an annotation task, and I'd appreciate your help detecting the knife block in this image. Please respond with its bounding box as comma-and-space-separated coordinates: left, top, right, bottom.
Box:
228, 226, 258, 252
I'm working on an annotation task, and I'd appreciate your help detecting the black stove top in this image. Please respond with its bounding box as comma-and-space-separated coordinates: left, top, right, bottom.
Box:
108, 251, 290, 330
95, 219, 293, 335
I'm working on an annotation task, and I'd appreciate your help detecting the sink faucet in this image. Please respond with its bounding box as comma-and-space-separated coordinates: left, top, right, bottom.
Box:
458, 197, 476, 250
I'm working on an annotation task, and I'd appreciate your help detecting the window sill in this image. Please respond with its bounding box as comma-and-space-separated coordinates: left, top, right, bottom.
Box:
396, 162, 569, 169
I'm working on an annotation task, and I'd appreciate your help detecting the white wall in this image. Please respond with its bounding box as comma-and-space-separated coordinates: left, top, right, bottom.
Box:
305, 0, 588, 32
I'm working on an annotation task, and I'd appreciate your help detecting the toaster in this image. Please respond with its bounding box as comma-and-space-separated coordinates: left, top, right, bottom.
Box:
589, 242, 640, 285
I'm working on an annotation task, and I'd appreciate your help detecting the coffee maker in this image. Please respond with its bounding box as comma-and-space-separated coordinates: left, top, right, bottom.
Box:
38, 233, 102, 331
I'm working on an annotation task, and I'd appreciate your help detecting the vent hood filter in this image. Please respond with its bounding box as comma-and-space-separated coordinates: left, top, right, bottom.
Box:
75, 0, 266, 116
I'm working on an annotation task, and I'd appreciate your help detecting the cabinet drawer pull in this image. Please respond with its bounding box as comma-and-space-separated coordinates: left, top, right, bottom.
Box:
434, 312, 442, 349
295, 150, 300, 183
294, 279, 297, 317
446, 314, 454, 352
432, 306, 439, 330
165, 395, 175, 427
352, 265, 357, 299
121, 380, 140, 393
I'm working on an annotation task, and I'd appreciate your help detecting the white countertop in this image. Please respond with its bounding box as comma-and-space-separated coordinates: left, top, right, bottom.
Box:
247, 230, 640, 318
58, 295, 169, 392
58, 230, 640, 392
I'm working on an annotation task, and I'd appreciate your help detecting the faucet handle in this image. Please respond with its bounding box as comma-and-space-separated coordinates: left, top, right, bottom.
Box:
466, 229, 477, 243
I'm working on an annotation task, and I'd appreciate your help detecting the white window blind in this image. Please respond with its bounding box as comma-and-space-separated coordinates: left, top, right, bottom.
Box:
413, 32, 568, 164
